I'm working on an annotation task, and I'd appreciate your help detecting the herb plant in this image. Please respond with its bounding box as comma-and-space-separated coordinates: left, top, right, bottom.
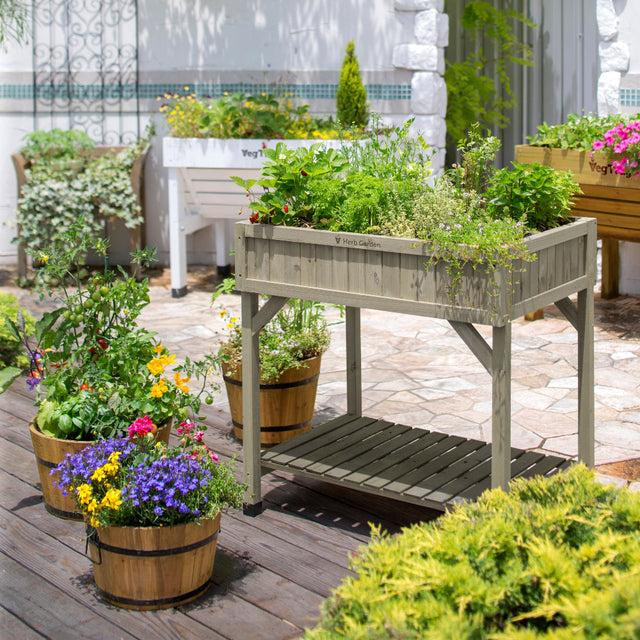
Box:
5, 228, 218, 440
526, 112, 638, 151
54, 418, 243, 528
217, 297, 331, 384
159, 90, 341, 140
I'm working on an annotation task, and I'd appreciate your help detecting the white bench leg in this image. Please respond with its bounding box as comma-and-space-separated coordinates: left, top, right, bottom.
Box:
168, 167, 188, 297
214, 219, 233, 276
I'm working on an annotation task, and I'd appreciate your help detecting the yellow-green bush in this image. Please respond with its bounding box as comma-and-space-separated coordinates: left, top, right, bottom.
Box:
307, 465, 640, 639
0, 292, 35, 368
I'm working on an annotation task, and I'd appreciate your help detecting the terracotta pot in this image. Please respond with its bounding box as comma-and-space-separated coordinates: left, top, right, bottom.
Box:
223, 355, 322, 448
87, 514, 221, 610
29, 419, 172, 520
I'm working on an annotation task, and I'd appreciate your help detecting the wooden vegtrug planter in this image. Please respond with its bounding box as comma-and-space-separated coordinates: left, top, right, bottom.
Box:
87, 514, 220, 610
234, 217, 596, 514
223, 355, 322, 448
514, 145, 640, 298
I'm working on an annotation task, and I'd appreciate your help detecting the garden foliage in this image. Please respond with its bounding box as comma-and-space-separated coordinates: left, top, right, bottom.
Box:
15, 128, 148, 256
160, 90, 341, 139
0, 292, 35, 370
445, 0, 534, 146
5, 228, 218, 440
307, 465, 640, 639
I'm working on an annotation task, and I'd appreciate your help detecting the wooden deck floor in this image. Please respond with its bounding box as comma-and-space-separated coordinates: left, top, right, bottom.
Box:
0, 382, 440, 640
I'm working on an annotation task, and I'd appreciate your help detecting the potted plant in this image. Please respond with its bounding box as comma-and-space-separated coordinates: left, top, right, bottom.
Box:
514, 113, 640, 298
12, 127, 151, 281
215, 291, 331, 448
159, 90, 350, 295
2, 228, 218, 519
233, 123, 597, 512
53, 417, 243, 610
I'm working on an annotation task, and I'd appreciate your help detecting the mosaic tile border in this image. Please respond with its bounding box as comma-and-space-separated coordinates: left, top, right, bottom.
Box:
621, 88, 640, 107
0, 82, 412, 101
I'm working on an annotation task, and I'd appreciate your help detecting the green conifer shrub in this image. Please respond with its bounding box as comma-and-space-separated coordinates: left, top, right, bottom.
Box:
307, 465, 640, 639
336, 41, 369, 128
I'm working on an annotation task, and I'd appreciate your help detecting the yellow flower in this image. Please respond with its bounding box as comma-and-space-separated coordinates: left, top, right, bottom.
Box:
76, 483, 93, 505
158, 354, 177, 367
101, 488, 122, 510
147, 358, 165, 376
39, 252, 49, 263
91, 466, 107, 482
174, 372, 190, 393
151, 379, 168, 398
154, 344, 164, 354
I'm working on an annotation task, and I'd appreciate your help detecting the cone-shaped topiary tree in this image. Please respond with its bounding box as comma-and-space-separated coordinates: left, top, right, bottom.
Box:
336, 41, 368, 128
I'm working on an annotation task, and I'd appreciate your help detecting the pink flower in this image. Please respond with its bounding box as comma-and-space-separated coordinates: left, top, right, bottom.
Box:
592, 140, 605, 151
177, 420, 194, 435
128, 415, 156, 438
194, 430, 205, 443
209, 451, 219, 463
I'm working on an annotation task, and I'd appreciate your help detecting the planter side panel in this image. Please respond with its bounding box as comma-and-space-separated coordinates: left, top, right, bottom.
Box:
236, 219, 595, 325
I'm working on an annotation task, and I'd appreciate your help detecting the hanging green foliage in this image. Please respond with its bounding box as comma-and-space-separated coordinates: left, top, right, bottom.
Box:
444, 0, 535, 146
336, 41, 369, 128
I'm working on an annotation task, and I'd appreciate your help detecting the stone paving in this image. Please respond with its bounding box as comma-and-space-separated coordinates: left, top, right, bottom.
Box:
3, 264, 639, 491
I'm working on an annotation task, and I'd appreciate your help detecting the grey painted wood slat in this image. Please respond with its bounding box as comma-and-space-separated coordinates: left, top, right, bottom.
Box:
345, 306, 362, 417
305, 421, 407, 477
299, 241, 316, 287
362, 431, 450, 490
301, 420, 398, 474
381, 250, 401, 297
315, 244, 333, 290
263, 416, 374, 467
383, 437, 482, 496
348, 247, 367, 294
262, 413, 357, 459
406, 443, 493, 500
331, 246, 350, 292
365, 249, 383, 296
338, 428, 436, 485
513, 454, 572, 481
453, 450, 548, 504
269, 238, 296, 283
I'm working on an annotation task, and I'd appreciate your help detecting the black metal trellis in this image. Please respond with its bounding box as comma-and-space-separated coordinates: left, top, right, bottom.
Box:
32, 0, 140, 144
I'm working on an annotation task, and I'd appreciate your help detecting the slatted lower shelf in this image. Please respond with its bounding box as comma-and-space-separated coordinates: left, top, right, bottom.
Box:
261, 414, 572, 511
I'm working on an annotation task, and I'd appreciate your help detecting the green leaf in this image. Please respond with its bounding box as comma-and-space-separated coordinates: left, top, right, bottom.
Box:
0, 367, 22, 394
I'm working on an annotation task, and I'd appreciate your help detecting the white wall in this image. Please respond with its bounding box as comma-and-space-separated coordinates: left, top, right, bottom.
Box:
0, 0, 428, 267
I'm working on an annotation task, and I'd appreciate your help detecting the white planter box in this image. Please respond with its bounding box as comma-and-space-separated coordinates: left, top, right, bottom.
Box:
162, 137, 342, 296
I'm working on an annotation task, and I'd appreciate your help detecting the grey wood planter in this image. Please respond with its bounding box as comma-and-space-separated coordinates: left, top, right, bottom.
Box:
235, 217, 597, 514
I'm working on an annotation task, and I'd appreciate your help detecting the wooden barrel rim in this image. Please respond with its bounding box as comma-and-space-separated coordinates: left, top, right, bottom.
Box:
222, 371, 320, 390
88, 526, 219, 559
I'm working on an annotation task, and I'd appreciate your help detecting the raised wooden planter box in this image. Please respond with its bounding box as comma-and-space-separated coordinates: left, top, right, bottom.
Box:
12, 145, 149, 280
162, 137, 342, 297
235, 217, 597, 514
514, 145, 640, 298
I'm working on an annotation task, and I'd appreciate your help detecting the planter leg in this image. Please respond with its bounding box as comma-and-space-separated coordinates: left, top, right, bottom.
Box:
346, 306, 362, 417
168, 167, 188, 297
491, 322, 511, 490
600, 238, 619, 299
242, 292, 263, 514
577, 287, 595, 467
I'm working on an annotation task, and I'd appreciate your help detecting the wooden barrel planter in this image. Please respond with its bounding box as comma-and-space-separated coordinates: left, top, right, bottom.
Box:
29, 419, 171, 521
223, 355, 322, 448
87, 514, 221, 610
12, 144, 149, 280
